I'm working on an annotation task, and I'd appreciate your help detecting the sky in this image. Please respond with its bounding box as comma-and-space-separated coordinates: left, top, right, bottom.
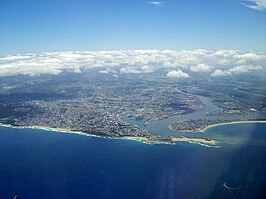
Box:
0, 0, 266, 54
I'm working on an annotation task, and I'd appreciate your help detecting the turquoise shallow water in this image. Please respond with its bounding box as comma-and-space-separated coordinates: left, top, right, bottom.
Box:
0, 123, 266, 199
204, 122, 266, 146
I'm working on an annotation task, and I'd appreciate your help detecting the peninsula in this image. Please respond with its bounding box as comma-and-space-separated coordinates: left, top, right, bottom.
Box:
169, 119, 266, 133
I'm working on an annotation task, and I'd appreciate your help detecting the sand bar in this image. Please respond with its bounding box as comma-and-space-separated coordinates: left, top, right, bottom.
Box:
172, 136, 218, 145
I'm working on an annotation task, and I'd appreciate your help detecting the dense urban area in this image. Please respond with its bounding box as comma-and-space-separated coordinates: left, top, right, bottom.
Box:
0, 70, 265, 144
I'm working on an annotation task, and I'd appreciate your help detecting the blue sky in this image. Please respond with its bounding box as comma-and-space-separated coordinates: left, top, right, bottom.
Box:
0, 0, 266, 54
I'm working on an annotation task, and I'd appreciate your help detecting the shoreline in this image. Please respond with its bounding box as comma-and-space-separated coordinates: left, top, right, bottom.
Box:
172, 136, 218, 146
0, 123, 161, 145
0, 123, 101, 138
0, 122, 221, 146
168, 120, 266, 134
200, 120, 266, 133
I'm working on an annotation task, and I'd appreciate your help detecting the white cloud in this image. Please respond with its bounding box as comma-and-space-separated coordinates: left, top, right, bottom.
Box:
0, 50, 265, 77
228, 65, 262, 74
166, 70, 190, 78
148, 1, 163, 6
141, 65, 155, 73
190, 64, 213, 72
98, 68, 118, 74
242, 0, 266, 10
120, 66, 141, 74
99, 70, 110, 74
211, 65, 263, 76
210, 69, 231, 77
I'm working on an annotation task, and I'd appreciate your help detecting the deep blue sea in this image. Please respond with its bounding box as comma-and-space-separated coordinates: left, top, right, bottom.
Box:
1, 123, 266, 199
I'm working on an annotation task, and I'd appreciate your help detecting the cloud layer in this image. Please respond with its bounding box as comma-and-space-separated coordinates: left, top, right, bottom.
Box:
0, 50, 265, 78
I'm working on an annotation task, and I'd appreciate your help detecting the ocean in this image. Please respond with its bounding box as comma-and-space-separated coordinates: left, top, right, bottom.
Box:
0, 123, 266, 199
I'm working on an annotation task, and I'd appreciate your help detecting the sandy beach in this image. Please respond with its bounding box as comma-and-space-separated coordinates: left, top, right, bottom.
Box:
172, 136, 218, 145
168, 120, 266, 134
200, 120, 266, 133
121, 136, 151, 143
2, 120, 265, 146
0, 123, 101, 138
0, 122, 237, 146
0, 123, 161, 145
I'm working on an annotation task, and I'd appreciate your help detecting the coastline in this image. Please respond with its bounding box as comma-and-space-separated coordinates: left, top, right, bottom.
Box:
0, 123, 157, 145
0, 122, 221, 146
200, 120, 266, 133
172, 136, 218, 145
0, 123, 101, 138
168, 120, 266, 134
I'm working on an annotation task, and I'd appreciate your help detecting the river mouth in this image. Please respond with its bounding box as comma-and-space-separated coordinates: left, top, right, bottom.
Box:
122, 95, 266, 144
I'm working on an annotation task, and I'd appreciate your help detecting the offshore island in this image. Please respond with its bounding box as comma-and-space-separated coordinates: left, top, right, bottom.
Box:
0, 70, 266, 146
